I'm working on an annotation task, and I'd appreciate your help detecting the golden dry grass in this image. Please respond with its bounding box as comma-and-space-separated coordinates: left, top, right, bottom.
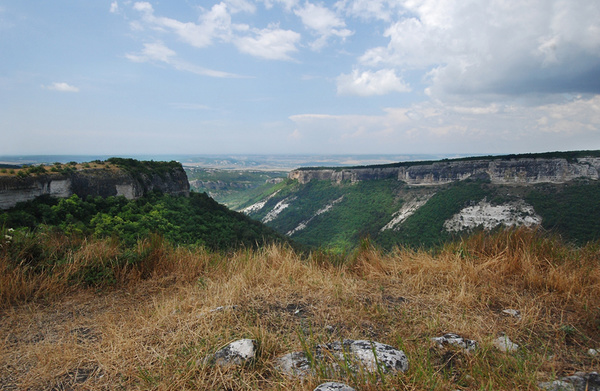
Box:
0, 161, 118, 176
1, 228, 599, 390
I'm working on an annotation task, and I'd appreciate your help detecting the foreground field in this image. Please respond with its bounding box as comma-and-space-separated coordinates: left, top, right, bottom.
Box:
1, 229, 599, 390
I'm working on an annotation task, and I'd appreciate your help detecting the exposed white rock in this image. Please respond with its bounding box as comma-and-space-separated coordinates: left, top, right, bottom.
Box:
262, 197, 296, 223
539, 380, 577, 391
211, 339, 256, 366
115, 184, 136, 199
314, 382, 356, 391
0, 178, 73, 209
242, 190, 280, 214
287, 196, 344, 236
287, 222, 307, 236
209, 305, 238, 313
443, 199, 541, 232
431, 333, 477, 351
275, 351, 312, 377
381, 194, 433, 231
588, 348, 599, 357
344, 339, 409, 373
502, 309, 521, 318
540, 372, 600, 391
493, 335, 519, 353
275, 339, 408, 378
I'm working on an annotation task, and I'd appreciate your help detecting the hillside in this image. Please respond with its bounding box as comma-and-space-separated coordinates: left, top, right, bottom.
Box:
242, 151, 600, 250
1, 229, 598, 390
0, 190, 287, 251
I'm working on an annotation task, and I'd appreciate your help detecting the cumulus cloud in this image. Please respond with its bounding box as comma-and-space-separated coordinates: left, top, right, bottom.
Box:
235, 25, 301, 60
337, 68, 411, 96
355, 0, 600, 97
294, 1, 352, 50
129, 1, 301, 61
44, 82, 79, 92
131, 1, 234, 48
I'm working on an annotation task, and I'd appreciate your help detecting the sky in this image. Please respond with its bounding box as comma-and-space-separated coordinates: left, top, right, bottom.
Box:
1, 0, 600, 156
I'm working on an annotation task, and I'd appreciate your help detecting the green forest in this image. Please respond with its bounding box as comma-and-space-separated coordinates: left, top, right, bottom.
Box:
1, 192, 287, 251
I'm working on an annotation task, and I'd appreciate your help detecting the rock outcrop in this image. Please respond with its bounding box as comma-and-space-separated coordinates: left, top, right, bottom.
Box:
288, 157, 600, 186
0, 163, 190, 209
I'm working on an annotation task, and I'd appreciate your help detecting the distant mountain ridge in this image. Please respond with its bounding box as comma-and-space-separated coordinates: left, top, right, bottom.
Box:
289, 151, 600, 186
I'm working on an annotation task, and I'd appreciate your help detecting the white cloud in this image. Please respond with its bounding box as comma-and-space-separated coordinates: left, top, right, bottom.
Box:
109, 1, 119, 14
126, 41, 176, 63
224, 0, 256, 13
129, 1, 303, 61
132, 1, 234, 48
262, 0, 298, 11
132, 2, 153, 13
289, 96, 600, 153
336, 0, 400, 22
337, 68, 411, 96
234, 25, 300, 60
294, 1, 352, 50
44, 82, 79, 92
356, 0, 600, 97
126, 41, 245, 78
171, 59, 246, 78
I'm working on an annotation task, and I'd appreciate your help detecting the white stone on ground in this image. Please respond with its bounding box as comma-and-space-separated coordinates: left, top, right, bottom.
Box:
314, 382, 356, 391
212, 339, 256, 366
431, 333, 477, 351
493, 334, 519, 353
502, 309, 521, 318
275, 339, 408, 378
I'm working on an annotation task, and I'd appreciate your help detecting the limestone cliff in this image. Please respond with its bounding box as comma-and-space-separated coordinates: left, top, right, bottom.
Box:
288, 156, 600, 185
0, 162, 189, 210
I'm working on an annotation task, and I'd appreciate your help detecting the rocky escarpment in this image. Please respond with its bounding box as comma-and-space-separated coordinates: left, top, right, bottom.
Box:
0, 163, 189, 210
289, 157, 600, 185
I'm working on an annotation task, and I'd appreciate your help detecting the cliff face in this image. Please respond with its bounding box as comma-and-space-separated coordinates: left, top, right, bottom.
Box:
0, 165, 190, 210
288, 157, 600, 185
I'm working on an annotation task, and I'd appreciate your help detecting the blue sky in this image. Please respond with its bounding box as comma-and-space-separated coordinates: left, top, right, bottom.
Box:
1, 0, 599, 156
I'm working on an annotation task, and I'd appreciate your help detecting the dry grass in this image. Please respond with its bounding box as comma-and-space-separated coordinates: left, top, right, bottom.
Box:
1, 228, 599, 390
0, 161, 115, 176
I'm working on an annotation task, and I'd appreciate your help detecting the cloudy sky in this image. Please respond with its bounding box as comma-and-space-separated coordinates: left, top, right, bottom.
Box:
1, 0, 599, 156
